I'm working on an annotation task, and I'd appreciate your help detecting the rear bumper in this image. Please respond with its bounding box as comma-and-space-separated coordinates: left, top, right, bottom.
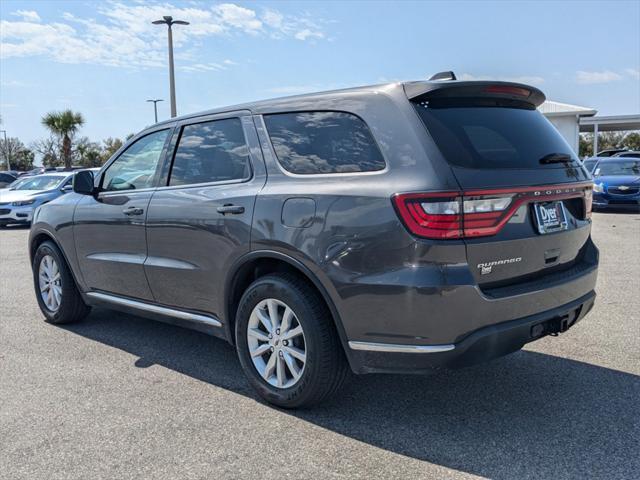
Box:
348, 290, 596, 374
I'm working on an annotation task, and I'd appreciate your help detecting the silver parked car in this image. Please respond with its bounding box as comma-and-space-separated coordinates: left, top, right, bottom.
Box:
0, 172, 75, 227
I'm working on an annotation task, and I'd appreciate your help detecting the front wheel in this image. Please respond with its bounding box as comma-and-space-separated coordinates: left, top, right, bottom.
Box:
33, 241, 91, 324
235, 274, 348, 408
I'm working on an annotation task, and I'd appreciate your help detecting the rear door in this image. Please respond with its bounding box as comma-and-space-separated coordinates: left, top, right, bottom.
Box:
74, 128, 172, 300
412, 90, 593, 288
144, 112, 266, 316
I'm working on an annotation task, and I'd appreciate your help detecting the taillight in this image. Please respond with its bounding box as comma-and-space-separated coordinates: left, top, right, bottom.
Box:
393, 183, 593, 240
392, 192, 462, 239
584, 187, 593, 219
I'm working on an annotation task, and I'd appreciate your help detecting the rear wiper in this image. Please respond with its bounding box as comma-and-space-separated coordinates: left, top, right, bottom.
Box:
539, 153, 573, 164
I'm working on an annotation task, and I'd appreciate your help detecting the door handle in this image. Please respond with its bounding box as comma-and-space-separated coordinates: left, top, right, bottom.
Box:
217, 204, 245, 215
122, 206, 144, 216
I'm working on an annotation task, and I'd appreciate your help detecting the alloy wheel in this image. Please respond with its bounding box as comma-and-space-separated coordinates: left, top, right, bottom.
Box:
247, 298, 307, 389
39, 255, 62, 312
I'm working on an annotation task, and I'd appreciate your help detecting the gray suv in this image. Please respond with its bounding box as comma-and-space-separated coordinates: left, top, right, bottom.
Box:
29, 78, 598, 408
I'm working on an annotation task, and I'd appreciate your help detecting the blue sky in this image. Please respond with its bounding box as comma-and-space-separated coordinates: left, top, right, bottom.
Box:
1, 0, 639, 146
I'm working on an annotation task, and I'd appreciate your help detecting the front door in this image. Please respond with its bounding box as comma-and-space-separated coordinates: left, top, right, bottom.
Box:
74, 128, 172, 300
144, 114, 266, 317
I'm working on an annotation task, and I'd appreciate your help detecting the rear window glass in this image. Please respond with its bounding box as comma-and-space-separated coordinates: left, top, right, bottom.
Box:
414, 103, 580, 169
264, 111, 385, 174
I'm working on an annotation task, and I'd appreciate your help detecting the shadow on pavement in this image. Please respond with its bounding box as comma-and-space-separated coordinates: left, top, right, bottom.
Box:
63, 308, 640, 480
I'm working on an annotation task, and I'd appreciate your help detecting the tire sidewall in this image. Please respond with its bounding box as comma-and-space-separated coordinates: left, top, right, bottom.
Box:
33, 242, 76, 323
235, 276, 324, 407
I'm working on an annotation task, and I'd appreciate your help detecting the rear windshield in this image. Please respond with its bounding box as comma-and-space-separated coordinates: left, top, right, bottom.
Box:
413, 103, 580, 169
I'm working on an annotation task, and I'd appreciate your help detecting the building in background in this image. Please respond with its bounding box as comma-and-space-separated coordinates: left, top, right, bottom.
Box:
539, 101, 597, 154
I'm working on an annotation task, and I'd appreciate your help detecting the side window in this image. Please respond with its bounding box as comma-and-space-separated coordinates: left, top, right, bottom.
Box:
101, 130, 169, 192
169, 118, 250, 186
263, 111, 386, 174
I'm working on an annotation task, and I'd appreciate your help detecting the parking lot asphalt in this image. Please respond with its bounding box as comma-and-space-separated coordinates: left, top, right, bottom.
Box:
1, 212, 639, 480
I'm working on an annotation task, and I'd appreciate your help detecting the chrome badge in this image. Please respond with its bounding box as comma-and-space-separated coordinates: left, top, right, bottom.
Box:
477, 257, 522, 275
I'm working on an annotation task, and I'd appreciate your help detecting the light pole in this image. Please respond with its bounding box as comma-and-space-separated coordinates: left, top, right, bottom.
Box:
152, 16, 189, 118
146, 99, 164, 123
0, 129, 10, 171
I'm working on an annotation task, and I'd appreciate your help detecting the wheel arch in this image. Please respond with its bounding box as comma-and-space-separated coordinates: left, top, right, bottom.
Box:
224, 250, 353, 364
29, 228, 85, 293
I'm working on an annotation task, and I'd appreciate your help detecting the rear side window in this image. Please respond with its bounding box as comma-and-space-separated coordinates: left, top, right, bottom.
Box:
169, 118, 250, 186
264, 111, 385, 174
414, 103, 580, 169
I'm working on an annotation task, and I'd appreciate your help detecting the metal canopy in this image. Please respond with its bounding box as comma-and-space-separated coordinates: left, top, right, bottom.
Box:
580, 114, 640, 132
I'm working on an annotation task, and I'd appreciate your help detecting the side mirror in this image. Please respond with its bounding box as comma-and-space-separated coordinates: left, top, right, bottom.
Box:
73, 170, 96, 195
61, 184, 73, 192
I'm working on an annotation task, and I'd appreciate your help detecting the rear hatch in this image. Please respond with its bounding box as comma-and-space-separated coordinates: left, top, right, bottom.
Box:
403, 81, 594, 291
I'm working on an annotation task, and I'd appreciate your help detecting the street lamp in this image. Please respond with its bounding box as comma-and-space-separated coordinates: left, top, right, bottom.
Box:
146, 99, 164, 123
0, 129, 10, 171
152, 16, 189, 118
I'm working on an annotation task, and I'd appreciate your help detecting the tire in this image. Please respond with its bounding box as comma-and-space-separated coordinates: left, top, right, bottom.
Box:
33, 241, 91, 324
235, 273, 348, 408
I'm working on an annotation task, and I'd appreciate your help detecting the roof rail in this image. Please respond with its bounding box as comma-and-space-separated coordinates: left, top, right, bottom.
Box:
429, 71, 457, 82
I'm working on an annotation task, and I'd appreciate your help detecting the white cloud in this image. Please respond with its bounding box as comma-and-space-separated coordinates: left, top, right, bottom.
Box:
0, 2, 329, 68
459, 73, 545, 85
624, 68, 640, 80
576, 70, 623, 84
262, 10, 284, 29
213, 3, 262, 34
294, 29, 324, 41
11, 10, 41, 22
179, 62, 227, 73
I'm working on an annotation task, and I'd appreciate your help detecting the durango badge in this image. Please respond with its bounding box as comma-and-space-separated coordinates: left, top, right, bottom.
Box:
477, 257, 522, 275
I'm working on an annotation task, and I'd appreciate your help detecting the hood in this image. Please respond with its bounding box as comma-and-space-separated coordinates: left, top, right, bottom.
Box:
0, 189, 53, 203
594, 175, 640, 187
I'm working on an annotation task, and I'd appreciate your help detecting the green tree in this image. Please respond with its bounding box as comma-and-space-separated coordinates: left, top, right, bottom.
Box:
31, 136, 62, 167
0, 137, 24, 170
623, 132, 640, 150
41, 110, 85, 170
74, 137, 103, 167
100, 137, 124, 163
579, 134, 594, 158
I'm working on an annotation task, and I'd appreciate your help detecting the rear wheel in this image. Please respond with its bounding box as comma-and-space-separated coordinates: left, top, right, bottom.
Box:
33, 241, 90, 324
235, 273, 348, 408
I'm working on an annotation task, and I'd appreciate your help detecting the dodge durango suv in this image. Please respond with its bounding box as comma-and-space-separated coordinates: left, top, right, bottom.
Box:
29, 77, 598, 408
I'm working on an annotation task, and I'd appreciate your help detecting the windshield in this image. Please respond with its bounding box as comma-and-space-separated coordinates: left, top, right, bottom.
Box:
13, 175, 65, 191
583, 160, 597, 172
595, 160, 640, 176
413, 103, 579, 169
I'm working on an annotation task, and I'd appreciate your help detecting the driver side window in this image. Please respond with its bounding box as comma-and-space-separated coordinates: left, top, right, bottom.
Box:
101, 130, 170, 192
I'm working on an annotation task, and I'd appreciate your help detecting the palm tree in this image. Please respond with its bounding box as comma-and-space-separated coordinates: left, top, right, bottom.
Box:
41, 110, 85, 170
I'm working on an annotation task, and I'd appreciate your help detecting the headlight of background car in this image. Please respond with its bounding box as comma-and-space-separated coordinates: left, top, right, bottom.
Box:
12, 199, 36, 206
593, 183, 604, 193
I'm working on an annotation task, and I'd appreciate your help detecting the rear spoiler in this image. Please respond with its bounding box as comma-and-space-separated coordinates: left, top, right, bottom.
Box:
403, 80, 546, 108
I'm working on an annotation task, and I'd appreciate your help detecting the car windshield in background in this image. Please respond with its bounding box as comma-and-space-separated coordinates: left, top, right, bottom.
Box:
595, 160, 640, 176
583, 160, 597, 172
413, 104, 579, 169
13, 175, 64, 191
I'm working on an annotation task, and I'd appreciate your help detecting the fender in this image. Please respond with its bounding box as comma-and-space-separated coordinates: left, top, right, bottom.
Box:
29, 223, 87, 293
223, 249, 355, 367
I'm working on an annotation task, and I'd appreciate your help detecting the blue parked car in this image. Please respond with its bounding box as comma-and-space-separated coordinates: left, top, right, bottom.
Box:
592, 158, 640, 211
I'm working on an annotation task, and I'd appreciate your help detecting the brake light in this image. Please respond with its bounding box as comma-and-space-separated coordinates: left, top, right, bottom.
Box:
393, 183, 592, 240
484, 85, 531, 97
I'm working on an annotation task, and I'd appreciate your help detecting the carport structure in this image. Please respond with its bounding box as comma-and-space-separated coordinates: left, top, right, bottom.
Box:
580, 114, 640, 154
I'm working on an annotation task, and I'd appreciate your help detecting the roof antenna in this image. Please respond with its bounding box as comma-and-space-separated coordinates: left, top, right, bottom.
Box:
429, 71, 457, 81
